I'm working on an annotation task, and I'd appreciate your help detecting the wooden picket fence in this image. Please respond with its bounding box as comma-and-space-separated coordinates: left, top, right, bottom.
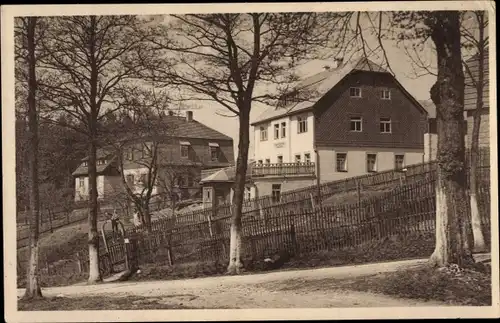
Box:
130, 165, 491, 267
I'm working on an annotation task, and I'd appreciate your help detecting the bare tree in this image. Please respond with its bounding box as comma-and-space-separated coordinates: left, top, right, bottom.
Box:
395, 11, 489, 255
99, 86, 173, 232
145, 13, 336, 274
462, 11, 488, 253
15, 16, 43, 299
37, 16, 152, 283
418, 11, 474, 266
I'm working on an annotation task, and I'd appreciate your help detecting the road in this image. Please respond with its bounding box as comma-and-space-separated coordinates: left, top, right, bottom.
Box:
17, 258, 450, 308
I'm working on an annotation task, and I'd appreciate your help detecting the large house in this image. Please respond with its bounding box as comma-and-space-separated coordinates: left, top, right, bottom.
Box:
72, 111, 234, 204
422, 50, 490, 161
464, 50, 490, 149
249, 58, 428, 198
200, 58, 429, 207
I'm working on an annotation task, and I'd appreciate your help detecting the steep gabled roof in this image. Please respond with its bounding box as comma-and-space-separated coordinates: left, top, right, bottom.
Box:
164, 115, 233, 141
200, 163, 254, 184
251, 58, 391, 125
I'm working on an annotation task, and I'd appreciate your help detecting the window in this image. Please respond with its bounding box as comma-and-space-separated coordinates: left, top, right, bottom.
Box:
97, 159, 106, 165
381, 89, 391, 100
295, 154, 301, 163
260, 126, 268, 141
274, 124, 280, 139
298, 116, 308, 133
336, 153, 347, 172
210, 146, 219, 161
126, 174, 134, 186
79, 178, 84, 188
83, 161, 88, 167
180, 144, 189, 159
272, 184, 281, 203
367, 153, 377, 172
265, 158, 271, 165
281, 122, 287, 138
206, 189, 211, 200
126, 148, 134, 161
177, 175, 185, 187
380, 117, 392, 133
245, 187, 252, 200
277, 155, 283, 164
140, 174, 148, 187
349, 87, 362, 98
141, 143, 152, 158
395, 154, 405, 170
350, 117, 362, 132
187, 174, 194, 187
304, 153, 311, 163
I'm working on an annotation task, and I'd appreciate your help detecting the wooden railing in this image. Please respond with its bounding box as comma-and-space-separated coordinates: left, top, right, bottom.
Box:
251, 162, 316, 177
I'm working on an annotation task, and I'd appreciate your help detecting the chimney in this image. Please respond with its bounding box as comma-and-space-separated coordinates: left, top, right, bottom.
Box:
168, 110, 174, 116
186, 111, 193, 122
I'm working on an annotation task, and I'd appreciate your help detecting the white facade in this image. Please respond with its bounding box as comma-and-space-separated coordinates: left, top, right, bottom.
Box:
74, 175, 120, 201
253, 111, 315, 164
122, 167, 159, 195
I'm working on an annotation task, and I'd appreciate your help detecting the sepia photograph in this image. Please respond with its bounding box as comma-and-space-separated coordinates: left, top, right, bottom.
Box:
2, 1, 498, 321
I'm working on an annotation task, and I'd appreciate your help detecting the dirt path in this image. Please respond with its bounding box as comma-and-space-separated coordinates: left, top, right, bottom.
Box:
17, 258, 449, 308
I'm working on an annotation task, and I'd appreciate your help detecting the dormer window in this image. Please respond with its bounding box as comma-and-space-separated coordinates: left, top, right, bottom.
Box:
349, 87, 362, 98
180, 141, 191, 159
209, 142, 219, 161
278, 90, 300, 107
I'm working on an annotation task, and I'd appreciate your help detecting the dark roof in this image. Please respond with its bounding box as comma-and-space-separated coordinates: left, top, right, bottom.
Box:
80, 148, 114, 161
164, 115, 233, 141
72, 162, 113, 177
200, 163, 254, 184
251, 58, 391, 125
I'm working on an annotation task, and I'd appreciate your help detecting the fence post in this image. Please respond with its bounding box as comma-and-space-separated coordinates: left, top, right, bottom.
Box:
290, 220, 297, 255
48, 208, 54, 233
207, 215, 213, 238
356, 180, 361, 205
76, 252, 82, 274
310, 193, 316, 210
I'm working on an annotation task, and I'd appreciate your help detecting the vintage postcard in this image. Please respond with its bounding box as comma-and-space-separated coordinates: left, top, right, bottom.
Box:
2, 1, 498, 322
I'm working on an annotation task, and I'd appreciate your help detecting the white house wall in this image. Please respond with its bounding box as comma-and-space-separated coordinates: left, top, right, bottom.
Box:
122, 167, 158, 195
318, 146, 424, 183
253, 111, 315, 163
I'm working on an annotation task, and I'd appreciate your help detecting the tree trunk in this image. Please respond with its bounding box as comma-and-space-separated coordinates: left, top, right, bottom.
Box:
143, 201, 152, 233
428, 11, 474, 267
227, 109, 250, 275
87, 139, 101, 283
23, 17, 43, 300
468, 12, 487, 253
87, 16, 101, 284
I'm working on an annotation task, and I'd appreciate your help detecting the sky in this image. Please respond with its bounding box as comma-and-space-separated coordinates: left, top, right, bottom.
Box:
185, 33, 437, 160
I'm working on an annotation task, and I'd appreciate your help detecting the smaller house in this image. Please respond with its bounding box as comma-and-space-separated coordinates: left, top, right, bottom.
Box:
72, 149, 121, 202
199, 163, 255, 209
